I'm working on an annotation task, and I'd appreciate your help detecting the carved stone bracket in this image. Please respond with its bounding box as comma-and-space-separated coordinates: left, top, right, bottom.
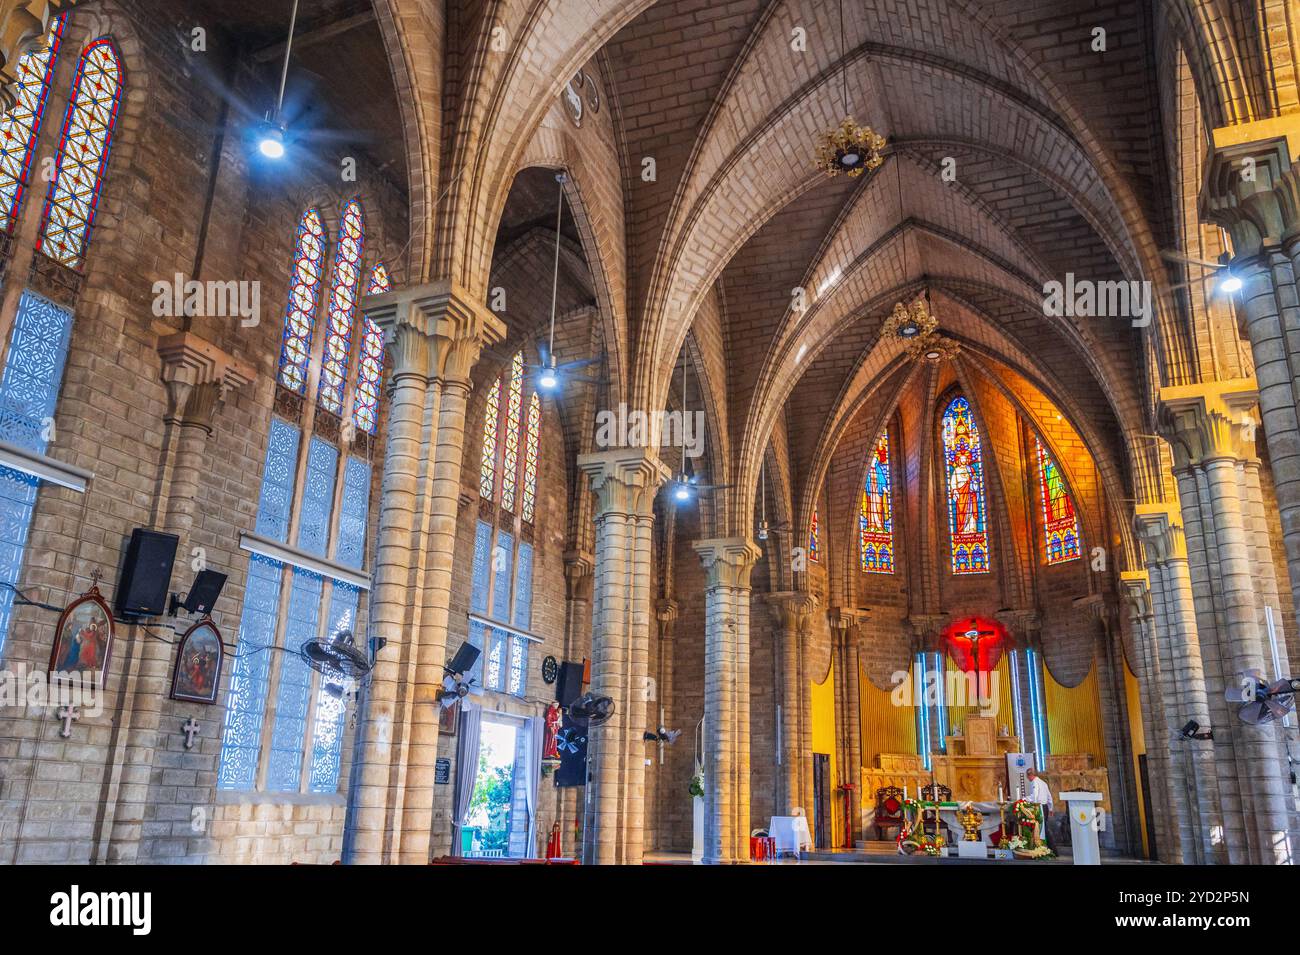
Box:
157, 331, 255, 426
0, 1, 74, 110
1134, 503, 1188, 564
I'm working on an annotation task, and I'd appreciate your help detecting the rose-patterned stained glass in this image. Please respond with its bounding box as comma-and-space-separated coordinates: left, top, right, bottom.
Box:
36, 37, 124, 269
277, 208, 327, 393
0, 290, 72, 659
521, 393, 540, 523
318, 200, 365, 415
942, 396, 990, 574
809, 509, 820, 562
500, 352, 524, 512
0, 15, 65, 232
860, 431, 894, 573
479, 376, 501, 500
352, 317, 385, 435
1035, 435, 1081, 564
365, 262, 390, 295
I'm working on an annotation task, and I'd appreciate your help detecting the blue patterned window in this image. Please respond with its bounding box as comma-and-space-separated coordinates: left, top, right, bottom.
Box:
0, 290, 73, 658
467, 520, 533, 697
308, 581, 359, 793
217, 553, 283, 790
336, 457, 369, 569
297, 437, 338, 556
266, 569, 323, 792
255, 420, 300, 542
513, 542, 533, 630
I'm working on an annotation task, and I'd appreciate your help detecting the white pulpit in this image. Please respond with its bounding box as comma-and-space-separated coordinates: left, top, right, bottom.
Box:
1060, 791, 1103, 865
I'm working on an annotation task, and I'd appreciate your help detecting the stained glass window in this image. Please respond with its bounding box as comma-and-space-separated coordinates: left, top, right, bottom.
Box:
266, 568, 322, 792
318, 200, 365, 416
942, 396, 989, 573
365, 262, 390, 295
217, 553, 282, 790
0, 15, 64, 232
277, 208, 327, 393
860, 431, 893, 573
1035, 435, 1081, 564
809, 509, 820, 562
36, 37, 124, 269
500, 352, 524, 512
479, 376, 501, 500
521, 393, 540, 523
0, 291, 72, 659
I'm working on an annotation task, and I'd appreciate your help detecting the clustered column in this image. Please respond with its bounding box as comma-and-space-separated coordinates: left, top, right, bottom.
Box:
576, 447, 669, 865
694, 537, 762, 864
344, 283, 504, 865
767, 591, 816, 815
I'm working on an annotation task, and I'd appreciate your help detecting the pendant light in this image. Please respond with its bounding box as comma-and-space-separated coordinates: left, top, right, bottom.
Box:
258, 0, 298, 159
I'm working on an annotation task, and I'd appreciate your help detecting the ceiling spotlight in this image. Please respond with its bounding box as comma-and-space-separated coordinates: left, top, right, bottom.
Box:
538, 360, 559, 392
674, 483, 692, 503
1218, 271, 1242, 295
258, 120, 286, 159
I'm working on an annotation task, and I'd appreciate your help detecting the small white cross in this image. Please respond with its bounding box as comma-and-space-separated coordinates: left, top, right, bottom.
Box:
182, 717, 200, 750
57, 704, 78, 738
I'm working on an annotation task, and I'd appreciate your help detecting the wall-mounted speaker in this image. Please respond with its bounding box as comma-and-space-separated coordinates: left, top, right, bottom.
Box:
556, 660, 586, 707
116, 528, 178, 618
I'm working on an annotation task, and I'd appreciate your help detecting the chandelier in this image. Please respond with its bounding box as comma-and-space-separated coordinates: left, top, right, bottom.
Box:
815, 119, 886, 178
814, 0, 886, 178
912, 333, 961, 363
882, 296, 938, 343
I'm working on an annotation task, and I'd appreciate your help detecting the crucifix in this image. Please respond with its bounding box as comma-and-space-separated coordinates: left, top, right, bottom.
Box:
182, 717, 200, 750
57, 704, 78, 738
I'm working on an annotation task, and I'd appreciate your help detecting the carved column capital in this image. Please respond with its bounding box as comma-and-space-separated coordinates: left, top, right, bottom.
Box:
766, 590, 819, 631
1119, 570, 1152, 621
578, 447, 671, 519
1200, 132, 1300, 255
655, 598, 679, 624
1159, 379, 1259, 466
156, 331, 255, 423
0, 1, 74, 110
1134, 503, 1188, 563
364, 280, 506, 385
694, 537, 762, 591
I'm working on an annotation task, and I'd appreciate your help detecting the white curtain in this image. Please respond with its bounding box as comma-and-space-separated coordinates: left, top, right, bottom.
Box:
523, 715, 544, 857
452, 701, 483, 856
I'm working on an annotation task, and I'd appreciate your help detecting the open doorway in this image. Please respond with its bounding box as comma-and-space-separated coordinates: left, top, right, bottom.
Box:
463, 714, 530, 857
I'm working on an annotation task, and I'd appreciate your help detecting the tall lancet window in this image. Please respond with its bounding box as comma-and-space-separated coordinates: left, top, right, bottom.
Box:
942, 396, 989, 574
317, 199, 364, 416
218, 202, 389, 794
471, 350, 541, 697
860, 431, 894, 573
36, 37, 124, 269
809, 509, 820, 562
1034, 435, 1081, 564
0, 14, 65, 232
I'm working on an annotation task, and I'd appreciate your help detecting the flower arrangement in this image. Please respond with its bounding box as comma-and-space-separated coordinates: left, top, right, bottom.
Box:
688, 774, 703, 798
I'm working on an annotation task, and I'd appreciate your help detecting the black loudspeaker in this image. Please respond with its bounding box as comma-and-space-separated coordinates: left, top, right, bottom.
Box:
556, 661, 585, 707
181, 569, 227, 615
446, 641, 480, 676
116, 528, 179, 618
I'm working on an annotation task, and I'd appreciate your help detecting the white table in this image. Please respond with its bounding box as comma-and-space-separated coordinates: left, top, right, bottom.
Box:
769, 815, 813, 857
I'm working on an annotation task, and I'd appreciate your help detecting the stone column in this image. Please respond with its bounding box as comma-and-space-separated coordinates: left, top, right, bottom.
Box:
97, 334, 252, 863
1121, 571, 1178, 862
1134, 503, 1225, 863
693, 537, 762, 864
831, 607, 864, 842
343, 283, 503, 864
1163, 383, 1297, 863
1203, 140, 1300, 634
767, 591, 816, 815
556, 551, 593, 850
577, 448, 669, 864
652, 596, 677, 845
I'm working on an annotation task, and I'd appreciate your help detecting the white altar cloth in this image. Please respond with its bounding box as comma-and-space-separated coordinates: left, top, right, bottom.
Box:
769, 815, 813, 855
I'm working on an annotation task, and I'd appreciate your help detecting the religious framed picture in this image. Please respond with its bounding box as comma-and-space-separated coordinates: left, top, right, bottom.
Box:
439, 696, 459, 737
48, 585, 114, 688
562, 77, 584, 127
170, 617, 224, 704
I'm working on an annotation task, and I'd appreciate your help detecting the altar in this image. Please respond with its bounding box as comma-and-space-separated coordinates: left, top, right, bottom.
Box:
930, 716, 1020, 802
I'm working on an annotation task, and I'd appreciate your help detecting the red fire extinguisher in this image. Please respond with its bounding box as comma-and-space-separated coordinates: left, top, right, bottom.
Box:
546, 821, 563, 860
